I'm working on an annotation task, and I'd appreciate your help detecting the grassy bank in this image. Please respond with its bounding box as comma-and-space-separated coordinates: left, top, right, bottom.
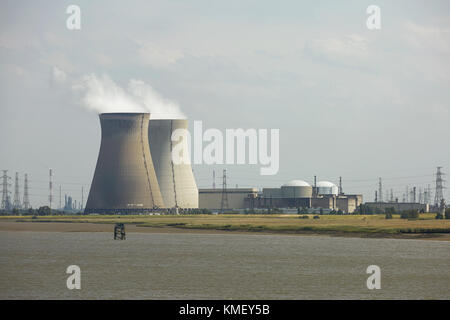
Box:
1, 213, 450, 238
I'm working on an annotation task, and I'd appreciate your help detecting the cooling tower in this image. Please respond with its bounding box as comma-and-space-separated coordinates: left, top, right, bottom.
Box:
148, 119, 199, 208
85, 113, 164, 213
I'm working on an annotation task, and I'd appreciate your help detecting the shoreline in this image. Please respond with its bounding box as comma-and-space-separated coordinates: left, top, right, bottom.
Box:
1, 221, 449, 241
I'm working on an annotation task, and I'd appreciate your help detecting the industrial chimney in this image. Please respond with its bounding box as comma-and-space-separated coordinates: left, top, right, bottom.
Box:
85, 113, 164, 213
148, 119, 199, 208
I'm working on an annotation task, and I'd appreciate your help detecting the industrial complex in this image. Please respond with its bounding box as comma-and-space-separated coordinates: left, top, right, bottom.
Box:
199, 179, 363, 214
1, 115, 445, 215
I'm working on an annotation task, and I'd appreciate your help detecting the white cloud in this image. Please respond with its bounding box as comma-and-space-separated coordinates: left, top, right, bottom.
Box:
307, 34, 369, 59
135, 40, 184, 68
52, 66, 67, 83
403, 22, 450, 54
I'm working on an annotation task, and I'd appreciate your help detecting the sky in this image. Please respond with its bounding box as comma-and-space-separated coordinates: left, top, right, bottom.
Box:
1, 0, 449, 208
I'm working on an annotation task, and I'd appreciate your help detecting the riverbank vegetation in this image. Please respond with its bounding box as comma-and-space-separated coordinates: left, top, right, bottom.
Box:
1, 213, 449, 238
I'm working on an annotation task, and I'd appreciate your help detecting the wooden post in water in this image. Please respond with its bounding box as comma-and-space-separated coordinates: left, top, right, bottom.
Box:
114, 223, 126, 240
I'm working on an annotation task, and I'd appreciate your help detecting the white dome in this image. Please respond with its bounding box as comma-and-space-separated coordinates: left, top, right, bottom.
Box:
316, 181, 338, 195
282, 180, 311, 187
316, 181, 337, 187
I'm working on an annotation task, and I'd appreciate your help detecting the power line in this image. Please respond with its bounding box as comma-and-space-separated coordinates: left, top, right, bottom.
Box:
49, 168, 53, 210
13, 172, 21, 209
434, 166, 445, 206
220, 169, 228, 213
23, 174, 30, 210
1, 170, 12, 210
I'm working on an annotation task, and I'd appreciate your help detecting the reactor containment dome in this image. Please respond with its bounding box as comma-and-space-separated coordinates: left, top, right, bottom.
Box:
281, 180, 313, 198
316, 181, 339, 196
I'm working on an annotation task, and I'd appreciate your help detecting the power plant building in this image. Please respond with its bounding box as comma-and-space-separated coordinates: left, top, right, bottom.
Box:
364, 202, 429, 213
199, 179, 363, 213
85, 113, 164, 213
316, 181, 339, 196
263, 180, 312, 208
199, 188, 258, 210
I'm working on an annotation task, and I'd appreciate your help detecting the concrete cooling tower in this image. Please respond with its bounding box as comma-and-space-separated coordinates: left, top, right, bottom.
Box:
148, 119, 199, 208
85, 113, 165, 213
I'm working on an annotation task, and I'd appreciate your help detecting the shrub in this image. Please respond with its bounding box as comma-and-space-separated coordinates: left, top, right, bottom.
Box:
445, 208, 450, 220
385, 207, 396, 215
385, 212, 393, 219
313, 215, 320, 219
435, 213, 444, 220
400, 210, 419, 220
37, 206, 51, 216
299, 215, 309, 219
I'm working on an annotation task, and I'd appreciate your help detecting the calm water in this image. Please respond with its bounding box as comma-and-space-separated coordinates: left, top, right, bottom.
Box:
0, 231, 449, 299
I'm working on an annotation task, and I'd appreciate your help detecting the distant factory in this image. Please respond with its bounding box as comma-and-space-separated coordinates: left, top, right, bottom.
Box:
200, 178, 363, 214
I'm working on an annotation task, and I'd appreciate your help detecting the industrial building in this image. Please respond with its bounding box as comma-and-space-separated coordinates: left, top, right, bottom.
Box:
148, 119, 198, 208
85, 113, 164, 213
364, 202, 429, 213
199, 179, 363, 213
199, 188, 259, 210
262, 180, 312, 208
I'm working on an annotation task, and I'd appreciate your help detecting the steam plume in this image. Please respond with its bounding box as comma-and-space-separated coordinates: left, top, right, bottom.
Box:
53, 67, 185, 119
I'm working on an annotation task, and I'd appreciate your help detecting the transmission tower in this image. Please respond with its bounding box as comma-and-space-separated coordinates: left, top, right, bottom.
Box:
23, 174, 30, 210
49, 168, 53, 209
220, 169, 229, 213
378, 178, 383, 202
427, 185, 432, 204
13, 172, 21, 209
1, 170, 12, 210
434, 167, 445, 206
418, 187, 423, 204
213, 170, 216, 189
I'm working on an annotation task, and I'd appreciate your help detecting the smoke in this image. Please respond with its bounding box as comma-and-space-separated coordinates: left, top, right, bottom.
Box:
53, 67, 185, 119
